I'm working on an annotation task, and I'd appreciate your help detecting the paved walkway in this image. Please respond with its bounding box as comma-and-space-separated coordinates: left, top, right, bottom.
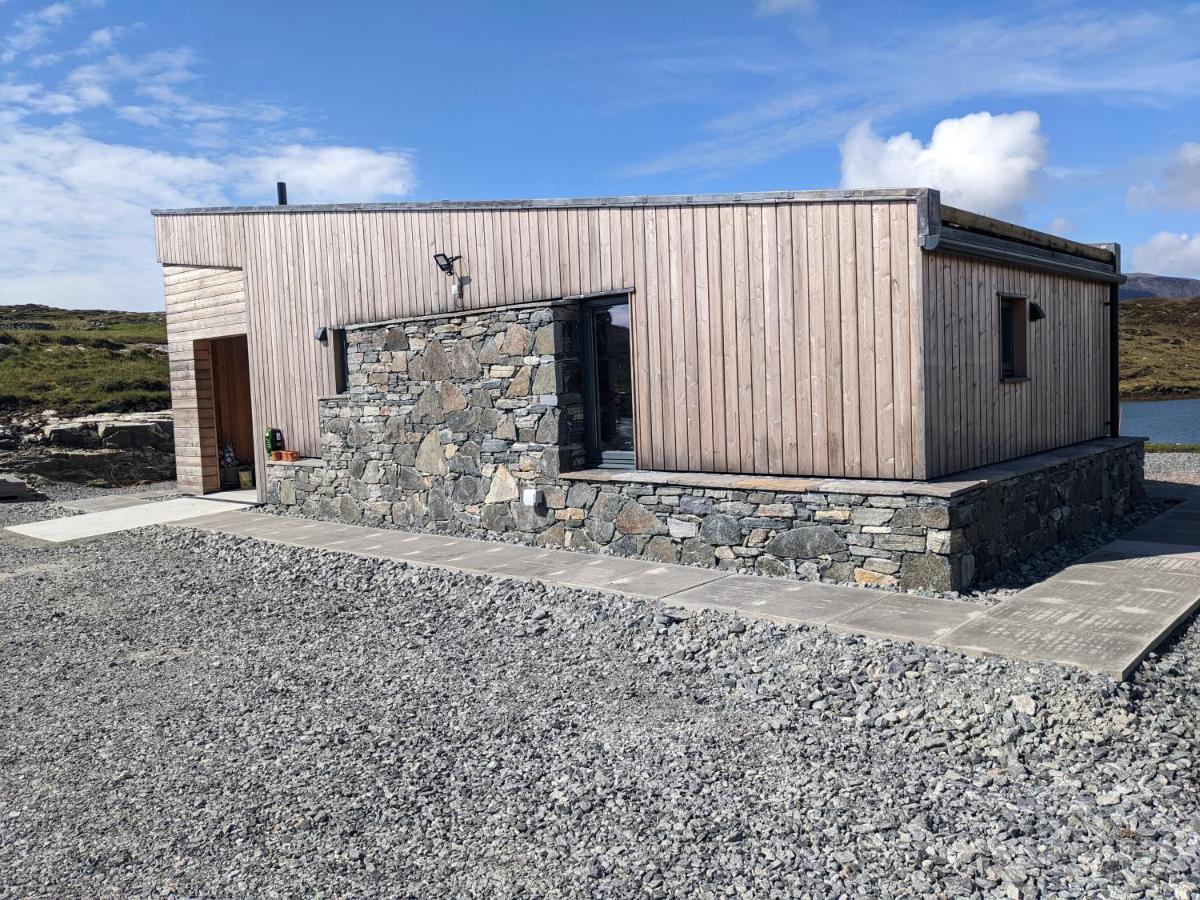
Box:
168, 509, 984, 647
5, 495, 256, 543
938, 490, 1200, 679
10, 482, 1197, 680
169, 491, 1200, 680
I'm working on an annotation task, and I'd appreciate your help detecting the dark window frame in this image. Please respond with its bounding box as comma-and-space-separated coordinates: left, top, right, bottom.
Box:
999, 293, 1030, 382
580, 294, 636, 469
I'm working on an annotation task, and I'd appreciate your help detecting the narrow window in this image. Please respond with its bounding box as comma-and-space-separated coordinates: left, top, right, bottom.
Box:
332, 329, 349, 393
581, 296, 635, 468
999, 294, 1028, 380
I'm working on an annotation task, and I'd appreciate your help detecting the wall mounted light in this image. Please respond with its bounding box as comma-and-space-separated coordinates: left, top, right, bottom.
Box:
1029, 302, 1046, 322
314, 326, 328, 343
434, 252, 464, 301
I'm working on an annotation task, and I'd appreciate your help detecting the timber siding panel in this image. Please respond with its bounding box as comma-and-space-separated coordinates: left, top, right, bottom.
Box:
157, 199, 928, 477
922, 252, 1110, 477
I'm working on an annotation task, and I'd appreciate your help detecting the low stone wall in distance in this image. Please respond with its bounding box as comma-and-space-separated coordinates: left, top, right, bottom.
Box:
264, 300, 1145, 592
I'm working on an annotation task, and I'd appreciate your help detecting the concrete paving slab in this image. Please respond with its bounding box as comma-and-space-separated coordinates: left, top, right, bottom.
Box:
1048, 563, 1200, 591
1099, 539, 1200, 562
972, 596, 1194, 640
938, 617, 1172, 680
670, 576, 875, 625
56, 495, 156, 513
1018, 577, 1197, 611
597, 563, 726, 600
1118, 525, 1200, 548
1082, 549, 1200, 576
535, 555, 666, 591
6, 497, 248, 543
829, 595, 984, 645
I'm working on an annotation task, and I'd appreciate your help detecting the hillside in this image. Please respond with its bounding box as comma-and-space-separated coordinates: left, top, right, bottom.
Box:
1120, 297, 1200, 400
1120, 273, 1200, 301
0, 304, 169, 416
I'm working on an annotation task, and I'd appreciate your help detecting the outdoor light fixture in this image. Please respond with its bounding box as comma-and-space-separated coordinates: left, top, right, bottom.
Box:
314, 326, 328, 343
1030, 302, 1046, 322
434, 252, 465, 302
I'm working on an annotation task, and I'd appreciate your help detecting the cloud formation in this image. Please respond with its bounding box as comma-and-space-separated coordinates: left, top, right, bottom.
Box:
1128, 142, 1200, 210
1129, 232, 1200, 278
839, 111, 1047, 219
621, 8, 1199, 180
0, 3, 418, 310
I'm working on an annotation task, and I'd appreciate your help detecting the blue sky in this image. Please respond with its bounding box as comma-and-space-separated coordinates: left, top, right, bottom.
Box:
1, 0, 1198, 310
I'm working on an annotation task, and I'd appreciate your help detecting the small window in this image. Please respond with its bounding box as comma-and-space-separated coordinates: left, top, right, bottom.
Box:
581, 296, 635, 468
999, 294, 1028, 381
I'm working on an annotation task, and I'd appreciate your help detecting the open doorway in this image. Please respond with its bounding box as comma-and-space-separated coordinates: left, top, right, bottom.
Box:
208, 334, 254, 494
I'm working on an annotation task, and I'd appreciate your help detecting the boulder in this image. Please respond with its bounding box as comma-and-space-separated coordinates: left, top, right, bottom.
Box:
615, 500, 659, 535
415, 431, 447, 476
484, 465, 520, 503
43, 422, 99, 448
97, 420, 174, 452
698, 513, 742, 546
764, 525, 843, 558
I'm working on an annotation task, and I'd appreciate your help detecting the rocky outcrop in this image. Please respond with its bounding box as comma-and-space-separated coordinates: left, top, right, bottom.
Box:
0, 411, 175, 486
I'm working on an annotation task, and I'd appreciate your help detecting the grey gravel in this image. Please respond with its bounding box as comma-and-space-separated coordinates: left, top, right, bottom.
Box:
1146, 452, 1200, 485
1, 490, 1198, 897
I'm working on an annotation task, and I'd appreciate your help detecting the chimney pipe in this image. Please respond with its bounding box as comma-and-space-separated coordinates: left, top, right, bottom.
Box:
276, 181, 287, 206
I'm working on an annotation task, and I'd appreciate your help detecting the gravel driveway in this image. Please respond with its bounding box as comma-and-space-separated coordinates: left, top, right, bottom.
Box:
1, 494, 1198, 897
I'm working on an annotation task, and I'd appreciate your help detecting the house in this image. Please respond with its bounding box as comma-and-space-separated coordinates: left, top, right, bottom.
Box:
152, 188, 1143, 590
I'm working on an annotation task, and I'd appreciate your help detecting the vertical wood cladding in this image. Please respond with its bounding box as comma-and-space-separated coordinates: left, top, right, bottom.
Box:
922, 254, 1111, 478
156, 198, 927, 479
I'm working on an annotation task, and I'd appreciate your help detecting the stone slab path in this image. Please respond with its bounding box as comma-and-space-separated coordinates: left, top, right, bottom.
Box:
167, 509, 986, 647
937, 492, 1200, 679
5, 496, 256, 544
169, 498, 1200, 680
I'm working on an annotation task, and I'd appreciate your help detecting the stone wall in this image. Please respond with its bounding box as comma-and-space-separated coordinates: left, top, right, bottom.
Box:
266, 300, 1145, 592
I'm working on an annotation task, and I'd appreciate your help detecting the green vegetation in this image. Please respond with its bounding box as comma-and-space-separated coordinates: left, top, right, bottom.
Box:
1145, 443, 1200, 453
0, 304, 169, 416
1120, 297, 1200, 401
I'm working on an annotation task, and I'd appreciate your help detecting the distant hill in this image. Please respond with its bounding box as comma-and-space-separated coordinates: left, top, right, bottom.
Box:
1119, 273, 1200, 301
0, 305, 168, 416
1120, 297, 1200, 401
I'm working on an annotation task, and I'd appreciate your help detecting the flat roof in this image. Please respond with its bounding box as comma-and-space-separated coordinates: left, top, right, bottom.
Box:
150, 187, 926, 217
151, 186, 1115, 267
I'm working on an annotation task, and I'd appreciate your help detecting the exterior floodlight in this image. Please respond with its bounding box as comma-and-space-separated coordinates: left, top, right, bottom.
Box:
1029, 302, 1046, 322
314, 326, 328, 342
433, 252, 461, 275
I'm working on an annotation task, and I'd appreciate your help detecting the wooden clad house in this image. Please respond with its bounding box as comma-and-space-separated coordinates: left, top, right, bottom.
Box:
153, 187, 1122, 498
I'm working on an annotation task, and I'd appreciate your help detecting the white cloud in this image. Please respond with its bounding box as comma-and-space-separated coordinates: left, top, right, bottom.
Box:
1128, 142, 1200, 210
621, 8, 1200, 178
1, 1, 84, 64
839, 111, 1047, 219
233, 146, 416, 204
0, 7, 419, 310
1048, 216, 1074, 234
1129, 232, 1200, 278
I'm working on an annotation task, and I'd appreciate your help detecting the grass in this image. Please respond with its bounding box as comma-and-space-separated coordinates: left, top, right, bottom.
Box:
1120, 297, 1200, 401
0, 304, 169, 416
1145, 443, 1200, 453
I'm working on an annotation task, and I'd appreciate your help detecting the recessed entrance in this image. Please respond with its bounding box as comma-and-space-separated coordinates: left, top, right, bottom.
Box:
207, 334, 254, 492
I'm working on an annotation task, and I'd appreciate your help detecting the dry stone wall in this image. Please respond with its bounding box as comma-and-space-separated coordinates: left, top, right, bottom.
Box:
267, 300, 1145, 592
